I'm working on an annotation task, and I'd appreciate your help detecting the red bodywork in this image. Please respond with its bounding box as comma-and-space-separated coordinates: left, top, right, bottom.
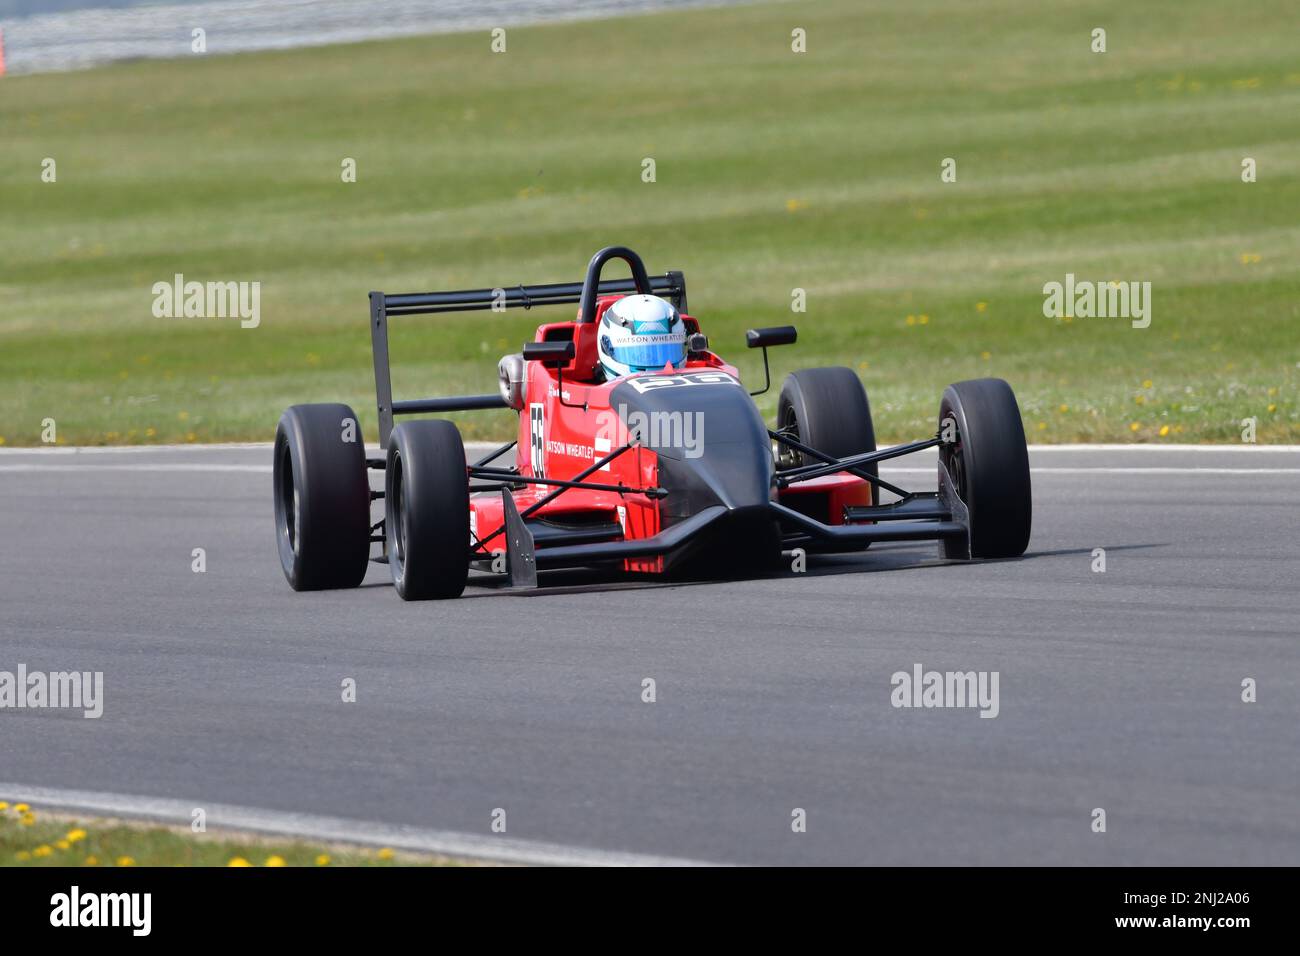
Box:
468, 295, 871, 573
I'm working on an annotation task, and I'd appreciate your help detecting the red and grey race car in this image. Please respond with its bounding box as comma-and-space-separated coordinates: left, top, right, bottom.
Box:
273, 246, 1031, 599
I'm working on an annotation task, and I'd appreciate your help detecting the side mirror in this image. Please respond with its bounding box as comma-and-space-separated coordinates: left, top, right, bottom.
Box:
522, 340, 575, 367
744, 326, 796, 396
746, 326, 797, 349
522, 340, 585, 410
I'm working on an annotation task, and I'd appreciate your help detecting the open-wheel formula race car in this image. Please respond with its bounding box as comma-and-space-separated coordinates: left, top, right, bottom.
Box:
273, 246, 1031, 599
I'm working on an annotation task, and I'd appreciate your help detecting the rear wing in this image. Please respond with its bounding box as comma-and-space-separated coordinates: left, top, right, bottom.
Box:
369, 246, 687, 444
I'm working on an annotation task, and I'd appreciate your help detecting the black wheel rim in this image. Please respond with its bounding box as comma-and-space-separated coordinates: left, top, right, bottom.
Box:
776, 405, 802, 470
276, 440, 299, 556
942, 425, 967, 503
389, 451, 407, 570
951, 441, 966, 500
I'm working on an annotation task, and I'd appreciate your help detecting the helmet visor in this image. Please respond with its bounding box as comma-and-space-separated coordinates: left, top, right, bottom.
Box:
604, 333, 685, 370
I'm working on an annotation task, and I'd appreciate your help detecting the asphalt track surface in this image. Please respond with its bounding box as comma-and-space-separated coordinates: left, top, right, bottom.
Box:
1, 443, 1297, 865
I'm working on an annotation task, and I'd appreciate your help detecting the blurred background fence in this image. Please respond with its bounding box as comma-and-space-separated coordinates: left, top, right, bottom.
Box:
0, 0, 747, 75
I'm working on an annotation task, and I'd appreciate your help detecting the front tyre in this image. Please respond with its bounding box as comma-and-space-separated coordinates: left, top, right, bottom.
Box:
385, 420, 470, 600
273, 403, 371, 590
777, 366, 878, 505
938, 378, 1031, 559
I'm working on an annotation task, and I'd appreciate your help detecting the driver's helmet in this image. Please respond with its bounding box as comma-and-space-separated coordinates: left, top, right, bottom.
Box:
597, 294, 687, 380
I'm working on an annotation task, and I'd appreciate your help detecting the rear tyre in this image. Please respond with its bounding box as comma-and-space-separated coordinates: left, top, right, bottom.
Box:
273, 403, 371, 590
385, 420, 470, 600
777, 367, 879, 505
937, 378, 1031, 559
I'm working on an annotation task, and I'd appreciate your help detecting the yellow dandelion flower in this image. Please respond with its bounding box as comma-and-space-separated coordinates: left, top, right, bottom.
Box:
145, 427, 156, 438
15, 851, 30, 861
55, 840, 70, 851
377, 847, 395, 860
905, 315, 916, 326
1134, 395, 1145, 405
66, 829, 87, 843
980, 351, 991, 360
1142, 379, 1152, 389
315, 854, 331, 867
227, 857, 252, 867
14, 804, 29, 813
0, 437, 5, 446
85, 856, 99, 866
784, 198, 807, 213
264, 855, 286, 867
33, 846, 53, 858
1036, 422, 1047, 431
1130, 422, 1141, 432
0, 801, 8, 811
20, 813, 36, 826
918, 314, 929, 325
116, 856, 135, 867
975, 302, 987, 312
1159, 425, 1170, 437
186, 432, 197, 442
1058, 404, 1069, 413
1267, 404, 1277, 413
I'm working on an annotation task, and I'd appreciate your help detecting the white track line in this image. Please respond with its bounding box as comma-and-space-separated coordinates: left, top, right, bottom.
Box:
1, 444, 1296, 476
878, 467, 1300, 476
0, 442, 278, 455
1020, 443, 1300, 453
2, 464, 1296, 476
0, 782, 717, 867
0, 443, 396, 457
2, 443, 1297, 455
3, 465, 1296, 476
0, 464, 272, 472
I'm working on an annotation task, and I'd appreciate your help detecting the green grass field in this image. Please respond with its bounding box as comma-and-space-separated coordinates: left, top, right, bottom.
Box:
1, 0, 1296, 446
0, 801, 458, 867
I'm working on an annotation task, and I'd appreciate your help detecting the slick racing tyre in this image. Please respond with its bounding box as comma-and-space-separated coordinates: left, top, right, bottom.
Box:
385, 419, 470, 600
937, 378, 1032, 559
274, 403, 371, 590
777, 367, 879, 505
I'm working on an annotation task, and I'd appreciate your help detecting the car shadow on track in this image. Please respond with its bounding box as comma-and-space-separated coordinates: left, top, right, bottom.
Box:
441, 541, 1167, 599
